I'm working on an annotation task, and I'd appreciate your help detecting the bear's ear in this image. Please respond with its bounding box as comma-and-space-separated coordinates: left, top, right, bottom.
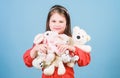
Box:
87, 35, 91, 41
73, 26, 80, 32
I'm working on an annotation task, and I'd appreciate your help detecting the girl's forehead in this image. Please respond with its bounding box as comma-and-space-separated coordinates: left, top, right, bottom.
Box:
50, 13, 65, 19
51, 11, 65, 16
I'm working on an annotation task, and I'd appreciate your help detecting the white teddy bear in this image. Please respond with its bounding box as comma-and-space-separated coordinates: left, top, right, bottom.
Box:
72, 26, 92, 52
32, 50, 46, 69
32, 27, 92, 75
32, 33, 46, 69
32, 31, 72, 76
66, 26, 92, 67
61, 50, 79, 68
43, 33, 71, 75
32, 31, 58, 69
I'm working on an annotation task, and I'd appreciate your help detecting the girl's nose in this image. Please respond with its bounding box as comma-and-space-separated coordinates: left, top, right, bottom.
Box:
55, 22, 60, 26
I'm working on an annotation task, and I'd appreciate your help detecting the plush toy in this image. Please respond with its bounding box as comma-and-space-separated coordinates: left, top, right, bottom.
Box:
72, 26, 92, 52
61, 50, 79, 67
65, 26, 92, 67
43, 31, 59, 65
32, 50, 46, 69
32, 33, 46, 69
55, 34, 71, 56
60, 37, 79, 67
32, 27, 92, 75
32, 31, 58, 69
55, 34, 79, 68
43, 33, 71, 75
32, 31, 72, 76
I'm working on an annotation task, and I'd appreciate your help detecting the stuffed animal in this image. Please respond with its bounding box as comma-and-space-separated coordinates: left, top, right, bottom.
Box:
60, 37, 79, 67
65, 26, 92, 67
55, 34, 71, 56
32, 27, 92, 75
43, 33, 71, 75
32, 33, 46, 69
32, 31, 58, 69
43, 31, 59, 65
62, 50, 79, 67
72, 26, 92, 52
32, 50, 46, 69
32, 31, 72, 76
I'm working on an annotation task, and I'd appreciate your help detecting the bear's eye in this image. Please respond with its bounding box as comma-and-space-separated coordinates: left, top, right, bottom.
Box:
77, 36, 80, 39
46, 33, 49, 36
66, 41, 69, 43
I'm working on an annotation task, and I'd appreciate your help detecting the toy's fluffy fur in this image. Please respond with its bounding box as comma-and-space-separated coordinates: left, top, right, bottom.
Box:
32, 26, 91, 75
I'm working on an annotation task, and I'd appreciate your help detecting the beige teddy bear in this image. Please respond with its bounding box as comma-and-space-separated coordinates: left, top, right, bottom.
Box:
32, 31, 58, 69
32, 31, 72, 76
43, 34, 71, 76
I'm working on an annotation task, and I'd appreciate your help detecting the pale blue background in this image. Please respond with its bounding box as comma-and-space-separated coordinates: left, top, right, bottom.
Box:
0, 0, 120, 78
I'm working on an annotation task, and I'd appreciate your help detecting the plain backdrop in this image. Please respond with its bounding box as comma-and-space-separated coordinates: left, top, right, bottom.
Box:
0, 0, 120, 78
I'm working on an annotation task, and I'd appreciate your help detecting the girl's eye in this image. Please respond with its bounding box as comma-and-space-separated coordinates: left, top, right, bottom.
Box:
52, 20, 56, 23
59, 21, 63, 23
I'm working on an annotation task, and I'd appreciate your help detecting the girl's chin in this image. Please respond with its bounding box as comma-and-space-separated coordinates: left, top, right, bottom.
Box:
55, 31, 63, 34
51, 30, 64, 34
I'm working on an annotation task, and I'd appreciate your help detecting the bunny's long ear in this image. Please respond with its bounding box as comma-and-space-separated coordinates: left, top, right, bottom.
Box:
33, 34, 44, 44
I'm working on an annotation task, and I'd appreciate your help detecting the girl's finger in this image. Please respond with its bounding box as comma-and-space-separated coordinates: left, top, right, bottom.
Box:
58, 45, 68, 53
38, 44, 47, 53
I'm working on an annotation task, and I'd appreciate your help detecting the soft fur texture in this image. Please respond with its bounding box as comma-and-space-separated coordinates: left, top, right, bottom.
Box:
32, 26, 92, 75
72, 26, 92, 52
66, 26, 92, 67
32, 31, 58, 69
32, 31, 71, 75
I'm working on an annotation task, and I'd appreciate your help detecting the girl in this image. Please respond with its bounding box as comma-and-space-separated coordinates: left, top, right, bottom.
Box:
23, 5, 91, 78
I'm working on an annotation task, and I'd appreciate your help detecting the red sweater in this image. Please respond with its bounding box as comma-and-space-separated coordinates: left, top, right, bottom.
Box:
23, 46, 91, 78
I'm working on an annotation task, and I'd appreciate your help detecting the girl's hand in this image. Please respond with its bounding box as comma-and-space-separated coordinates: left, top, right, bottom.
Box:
30, 44, 47, 58
56, 44, 75, 53
67, 45, 76, 52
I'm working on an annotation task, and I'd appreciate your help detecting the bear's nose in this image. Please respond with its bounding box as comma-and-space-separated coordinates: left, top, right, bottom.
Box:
77, 36, 80, 39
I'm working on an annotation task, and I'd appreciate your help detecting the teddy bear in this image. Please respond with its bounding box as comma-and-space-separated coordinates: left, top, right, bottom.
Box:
43, 31, 59, 66
32, 31, 59, 69
71, 26, 92, 53
32, 50, 47, 69
32, 31, 72, 76
32, 29, 91, 75
32, 33, 46, 69
64, 26, 92, 67
43, 33, 71, 75
60, 37, 79, 67
43, 32, 81, 75
61, 50, 79, 68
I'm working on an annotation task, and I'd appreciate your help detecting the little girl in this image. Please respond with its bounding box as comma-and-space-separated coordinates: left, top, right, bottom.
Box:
23, 5, 91, 78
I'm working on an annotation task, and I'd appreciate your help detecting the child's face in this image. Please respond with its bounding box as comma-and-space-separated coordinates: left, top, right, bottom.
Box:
49, 13, 66, 34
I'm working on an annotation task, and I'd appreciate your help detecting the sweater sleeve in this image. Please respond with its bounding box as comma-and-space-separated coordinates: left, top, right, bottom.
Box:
23, 46, 34, 67
74, 47, 91, 66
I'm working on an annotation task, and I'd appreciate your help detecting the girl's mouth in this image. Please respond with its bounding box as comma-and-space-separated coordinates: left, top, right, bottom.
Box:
54, 28, 61, 30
